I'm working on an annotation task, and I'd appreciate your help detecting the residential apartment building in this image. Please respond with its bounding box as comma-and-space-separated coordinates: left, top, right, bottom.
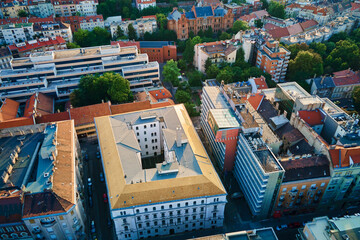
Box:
224, 2, 263, 19
310, 69, 360, 99
0, 23, 34, 45
28, 0, 55, 18
136, 0, 156, 11
167, 5, 234, 40
286, 3, 331, 25
95, 104, 227, 240
0, 44, 160, 102
201, 86, 242, 171
9, 36, 67, 58
33, 22, 73, 42
0, 47, 12, 69
239, 10, 269, 27
194, 41, 237, 73
272, 155, 330, 217
56, 15, 105, 32
0, 121, 86, 240
256, 39, 290, 83
51, 0, 98, 17
139, 41, 177, 63
299, 215, 360, 240
0, 0, 29, 18
110, 17, 157, 39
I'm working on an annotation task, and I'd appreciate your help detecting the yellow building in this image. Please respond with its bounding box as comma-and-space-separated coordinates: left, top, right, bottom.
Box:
1, 1, 29, 18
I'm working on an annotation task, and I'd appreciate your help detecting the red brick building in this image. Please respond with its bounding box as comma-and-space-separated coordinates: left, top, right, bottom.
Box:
167, 5, 234, 40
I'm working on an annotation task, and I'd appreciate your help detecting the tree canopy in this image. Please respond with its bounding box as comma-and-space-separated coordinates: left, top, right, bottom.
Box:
268, 1, 285, 19
73, 27, 111, 47
352, 87, 360, 112
175, 90, 191, 103
163, 60, 181, 86
70, 72, 132, 107
18, 10, 29, 17
232, 20, 250, 34
288, 50, 323, 82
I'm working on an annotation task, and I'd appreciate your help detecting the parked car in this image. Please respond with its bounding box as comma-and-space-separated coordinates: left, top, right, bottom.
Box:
289, 222, 301, 228
99, 172, 104, 182
231, 192, 244, 199
89, 196, 93, 208
87, 178, 92, 187
103, 193, 108, 203
84, 154, 89, 161
276, 224, 288, 231
96, 151, 101, 159
90, 220, 96, 234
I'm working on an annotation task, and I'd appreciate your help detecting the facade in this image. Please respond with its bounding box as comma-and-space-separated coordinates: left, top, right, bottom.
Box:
194, 41, 237, 73
299, 215, 360, 240
0, 23, 34, 45
0, 0, 29, 18
0, 44, 160, 102
95, 104, 227, 240
110, 17, 157, 39
167, 5, 234, 40
139, 41, 177, 63
256, 39, 290, 83
56, 15, 105, 32
9, 36, 67, 58
310, 69, 360, 99
28, 0, 55, 18
0, 121, 86, 240
0, 47, 12, 69
286, 3, 330, 25
51, 0, 98, 17
33, 22, 73, 43
136, 0, 156, 11
193, 227, 279, 240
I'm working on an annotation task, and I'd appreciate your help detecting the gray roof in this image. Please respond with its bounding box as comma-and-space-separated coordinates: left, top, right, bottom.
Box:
313, 76, 335, 90
185, 11, 195, 19
168, 9, 182, 21
213, 6, 227, 17
139, 41, 174, 48
195, 6, 213, 18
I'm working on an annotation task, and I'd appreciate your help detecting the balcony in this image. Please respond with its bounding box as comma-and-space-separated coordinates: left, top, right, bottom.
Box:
40, 218, 56, 227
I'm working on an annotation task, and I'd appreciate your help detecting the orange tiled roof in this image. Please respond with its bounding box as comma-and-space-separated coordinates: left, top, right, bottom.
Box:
110, 101, 152, 114
329, 146, 360, 168
69, 102, 111, 126
254, 76, 268, 90
23, 93, 54, 118
148, 88, 172, 100
247, 93, 264, 110
298, 109, 324, 126
36, 111, 70, 124
0, 98, 19, 122
0, 117, 33, 129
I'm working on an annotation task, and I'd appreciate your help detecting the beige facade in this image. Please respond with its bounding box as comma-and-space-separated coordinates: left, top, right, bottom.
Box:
110, 17, 157, 39
1, 3, 29, 18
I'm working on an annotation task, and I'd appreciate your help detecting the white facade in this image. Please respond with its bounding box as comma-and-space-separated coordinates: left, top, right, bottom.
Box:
0, 24, 34, 45
136, 0, 156, 11
76, 0, 98, 16
28, 2, 55, 18
113, 196, 226, 240
36, 23, 73, 43
110, 18, 157, 39
79, 18, 105, 31
132, 120, 162, 157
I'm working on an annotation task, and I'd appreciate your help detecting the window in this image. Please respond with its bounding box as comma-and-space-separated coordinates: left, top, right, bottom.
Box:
185, 202, 188, 206
185, 209, 188, 214
145, 208, 148, 212
185, 224, 188, 228
192, 216, 196, 220
153, 214, 157, 218
144, 125, 147, 129
161, 213, 165, 217
201, 207, 204, 211
144, 131, 146, 135
193, 208, 196, 213
193, 201, 196, 205
138, 224, 142, 228
139, 231, 143, 235
320, 182, 325, 187
136, 209, 140, 213
145, 215, 149, 219
201, 200, 204, 204
154, 221, 158, 226
200, 214, 204, 219
161, 206, 164, 210
136, 127, 139, 130
153, 207, 156, 211
145, 138, 147, 142
146, 222, 150, 227
177, 210, 181, 215
155, 229, 158, 233
137, 132, 139, 136
169, 204, 172, 208
177, 203, 180, 207
162, 220, 165, 226
213, 213, 217, 218
185, 217, 189, 221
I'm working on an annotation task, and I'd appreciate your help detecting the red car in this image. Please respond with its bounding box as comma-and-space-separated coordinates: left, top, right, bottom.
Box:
103, 193, 108, 203
289, 222, 301, 228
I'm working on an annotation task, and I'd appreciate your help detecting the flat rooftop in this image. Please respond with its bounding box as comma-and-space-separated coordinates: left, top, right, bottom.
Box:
209, 109, 240, 129
203, 86, 229, 109
277, 82, 311, 101
96, 104, 226, 210
193, 228, 278, 240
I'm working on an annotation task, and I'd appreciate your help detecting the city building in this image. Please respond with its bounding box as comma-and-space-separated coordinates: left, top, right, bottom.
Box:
286, 3, 330, 25
310, 69, 360, 99
104, 15, 122, 28
0, 44, 160, 102
194, 41, 237, 73
51, 0, 98, 17
201, 86, 242, 171
23, 92, 54, 118
135, 86, 173, 104
167, 5, 234, 40
256, 39, 290, 83
0, 98, 19, 122
239, 10, 269, 27
139, 41, 177, 63
193, 227, 279, 240
223, 2, 263, 19
28, 0, 55, 18
0, 120, 86, 239
33, 22, 73, 43
196, 0, 221, 7
110, 17, 157, 39
299, 215, 360, 240
136, 0, 156, 11
9, 36, 67, 58
95, 104, 227, 240
0, 0, 29, 18
0, 47, 12, 69
56, 15, 105, 32
0, 23, 34, 45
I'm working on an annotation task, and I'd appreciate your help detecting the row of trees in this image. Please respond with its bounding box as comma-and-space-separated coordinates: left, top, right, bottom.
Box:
70, 27, 112, 48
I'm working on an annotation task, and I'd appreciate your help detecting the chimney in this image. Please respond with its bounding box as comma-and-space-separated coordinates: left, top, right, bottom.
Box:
176, 126, 182, 147
320, 75, 325, 85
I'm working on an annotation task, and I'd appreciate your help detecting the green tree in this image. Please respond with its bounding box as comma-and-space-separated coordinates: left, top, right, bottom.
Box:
177, 59, 187, 72
325, 40, 360, 72
175, 90, 191, 103
204, 58, 212, 73
268, 1, 285, 19
184, 102, 198, 117
260, 0, 269, 9
74, 29, 90, 47
216, 67, 234, 84
91, 27, 112, 46
219, 32, 232, 40
309, 42, 327, 58
127, 23, 137, 40
204, 27, 213, 38
206, 64, 220, 79
232, 20, 250, 34
67, 42, 81, 49
236, 48, 245, 62
188, 70, 204, 87
288, 50, 323, 82
287, 43, 309, 59
122, 6, 130, 18
70, 72, 132, 107
116, 25, 124, 39
18, 10, 29, 17
183, 36, 202, 65
156, 13, 167, 30
163, 59, 181, 86
255, 19, 263, 28
352, 87, 360, 112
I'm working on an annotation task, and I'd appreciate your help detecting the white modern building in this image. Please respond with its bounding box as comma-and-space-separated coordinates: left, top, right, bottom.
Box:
79, 15, 105, 31
95, 104, 227, 240
33, 22, 73, 43
0, 44, 160, 102
76, 0, 98, 16
28, 0, 55, 18
110, 17, 157, 39
0, 23, 34, 45
135, 0, 156, 11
